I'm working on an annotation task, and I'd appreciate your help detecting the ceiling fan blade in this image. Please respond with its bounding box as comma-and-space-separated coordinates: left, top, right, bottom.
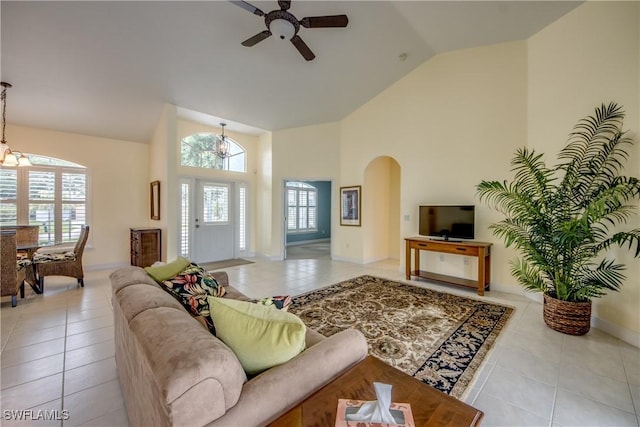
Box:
291, 35, 315, 61
278, 0, 291, 11
300, 15, 348, 28
229, 1, 265, 17
241, 30, 272, 47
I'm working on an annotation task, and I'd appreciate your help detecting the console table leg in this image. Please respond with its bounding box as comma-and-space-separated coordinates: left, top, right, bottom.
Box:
405, 241, 411, 279
477, 248, 485, 296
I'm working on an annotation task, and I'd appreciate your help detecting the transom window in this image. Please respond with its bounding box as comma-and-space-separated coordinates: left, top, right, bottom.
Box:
287, 182, 317, 233
180, 133, 246, 172
0, 154, 88, 244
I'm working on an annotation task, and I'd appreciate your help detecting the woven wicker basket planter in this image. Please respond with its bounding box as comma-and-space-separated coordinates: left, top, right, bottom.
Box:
543, 294, 592, 335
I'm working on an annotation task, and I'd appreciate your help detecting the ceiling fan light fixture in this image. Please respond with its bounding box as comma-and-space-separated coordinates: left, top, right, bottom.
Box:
269, 18, 296, 40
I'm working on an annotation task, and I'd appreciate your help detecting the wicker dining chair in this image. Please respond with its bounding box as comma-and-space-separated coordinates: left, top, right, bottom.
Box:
33, 225, 90, 293
1, 231, 26, 307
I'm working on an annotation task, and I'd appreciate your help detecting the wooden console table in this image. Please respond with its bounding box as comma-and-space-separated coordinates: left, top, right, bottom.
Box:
267, 356, 483, 427
405, 237, 492, 296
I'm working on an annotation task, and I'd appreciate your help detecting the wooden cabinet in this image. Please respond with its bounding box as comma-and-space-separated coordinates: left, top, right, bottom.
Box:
130, 228, 161, 268
405, 237, 492, 296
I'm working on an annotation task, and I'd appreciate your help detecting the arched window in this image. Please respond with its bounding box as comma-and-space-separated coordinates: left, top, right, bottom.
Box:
286, 182, 317, 233
0, 154, 88, 244
180, 133, 246, 173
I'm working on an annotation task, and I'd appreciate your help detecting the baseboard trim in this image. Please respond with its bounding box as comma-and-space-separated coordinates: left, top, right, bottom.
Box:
592, 316, 640, 348
519, 290, 639, 348
85, 262, 129, 272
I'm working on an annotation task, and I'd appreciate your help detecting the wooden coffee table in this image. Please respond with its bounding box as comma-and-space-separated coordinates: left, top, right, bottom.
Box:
267, 356, 483, 426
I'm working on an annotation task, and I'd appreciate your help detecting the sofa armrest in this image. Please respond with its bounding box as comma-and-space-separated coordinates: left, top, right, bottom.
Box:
210, 328, 368, 426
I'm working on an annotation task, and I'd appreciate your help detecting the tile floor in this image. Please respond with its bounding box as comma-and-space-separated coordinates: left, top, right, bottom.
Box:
1, 257, 638, 426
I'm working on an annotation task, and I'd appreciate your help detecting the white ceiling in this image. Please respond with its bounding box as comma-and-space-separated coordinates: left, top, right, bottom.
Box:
1, 1, 580, 142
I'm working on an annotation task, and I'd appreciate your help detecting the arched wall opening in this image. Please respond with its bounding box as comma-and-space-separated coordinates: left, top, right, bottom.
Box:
362, 156, 401, 263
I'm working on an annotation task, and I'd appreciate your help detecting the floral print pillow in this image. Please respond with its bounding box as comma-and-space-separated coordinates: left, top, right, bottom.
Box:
255, 295, 292, 312
160, 263, 226, 333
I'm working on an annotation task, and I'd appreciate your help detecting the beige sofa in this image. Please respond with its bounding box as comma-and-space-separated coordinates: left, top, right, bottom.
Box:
110, 266, 368, 427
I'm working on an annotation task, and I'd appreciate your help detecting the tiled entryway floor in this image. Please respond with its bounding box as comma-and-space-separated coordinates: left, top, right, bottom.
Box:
1, 258, 638, 426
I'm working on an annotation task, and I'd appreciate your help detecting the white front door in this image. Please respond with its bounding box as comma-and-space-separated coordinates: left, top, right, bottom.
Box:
193, 181, 235, 263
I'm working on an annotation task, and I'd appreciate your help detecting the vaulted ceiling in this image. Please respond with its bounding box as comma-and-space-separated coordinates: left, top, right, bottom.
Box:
2, 1, 580, 142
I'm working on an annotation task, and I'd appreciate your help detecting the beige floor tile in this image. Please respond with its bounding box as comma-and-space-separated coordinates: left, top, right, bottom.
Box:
553, 388, 638, 426
1, 399, 64, 427
0, 374, 63, 410
62, 379, 125, 426
473, 392, 550, 426
1, 337, 65, 367
620, 342, 640, 386
76, 406, 130, 427
12, 310, 68, 332
66, 315, 113, 336
66, 308, 112, 324
64, 340, 115, 370
558, 363, 635, 413
65, 326, 114, 352
481, 366, 556, 420
495, 344, 559, 386
4, 325, 66, 350
1, 353, 64, 389
64, 358, 118, 396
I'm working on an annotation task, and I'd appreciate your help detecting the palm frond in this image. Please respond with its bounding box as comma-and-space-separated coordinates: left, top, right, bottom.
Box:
477, 102, 640, 301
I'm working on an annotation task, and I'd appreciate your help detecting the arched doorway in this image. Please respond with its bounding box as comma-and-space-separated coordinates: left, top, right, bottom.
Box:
362, 156, 401, 263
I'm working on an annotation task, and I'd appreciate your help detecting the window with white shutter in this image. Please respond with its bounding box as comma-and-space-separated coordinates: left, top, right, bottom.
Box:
0, 155, 88, 244
286, 182, 318, 233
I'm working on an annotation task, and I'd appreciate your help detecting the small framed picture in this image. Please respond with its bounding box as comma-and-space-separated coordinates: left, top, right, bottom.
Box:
150, 180, 160, 220
340, 185, 361, 226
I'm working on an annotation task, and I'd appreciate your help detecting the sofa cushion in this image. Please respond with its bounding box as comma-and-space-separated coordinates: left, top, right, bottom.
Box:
32, 251, 76, 263
160, 263, 226, 333
116, 283, 186, 323
128, 306, 247, 424
208, 297, 306, 375
144, 257, 191, 282
110, 266, 160, 295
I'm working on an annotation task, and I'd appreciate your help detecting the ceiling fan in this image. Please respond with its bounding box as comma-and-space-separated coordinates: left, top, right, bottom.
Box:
231, 0, 349, 61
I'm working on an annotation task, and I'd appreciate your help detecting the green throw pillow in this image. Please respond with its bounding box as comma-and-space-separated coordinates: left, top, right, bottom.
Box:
208, 297, 306, 375
144, 257, 191, 282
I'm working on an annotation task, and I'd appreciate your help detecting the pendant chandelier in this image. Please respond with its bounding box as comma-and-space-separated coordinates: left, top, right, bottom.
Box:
0, 82, 30, 167
214, 123, 231, 159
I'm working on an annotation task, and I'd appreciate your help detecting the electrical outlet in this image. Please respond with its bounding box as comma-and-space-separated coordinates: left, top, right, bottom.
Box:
439, 254, 444, 262
464, 257, 469, 266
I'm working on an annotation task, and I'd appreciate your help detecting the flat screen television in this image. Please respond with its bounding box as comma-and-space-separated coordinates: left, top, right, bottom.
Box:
419, 205, 475, 241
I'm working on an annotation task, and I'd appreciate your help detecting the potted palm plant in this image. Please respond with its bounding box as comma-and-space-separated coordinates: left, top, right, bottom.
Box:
476, 103, 640, 335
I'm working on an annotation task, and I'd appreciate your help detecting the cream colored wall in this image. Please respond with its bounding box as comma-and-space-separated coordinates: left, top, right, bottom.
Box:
339, 40, 527, 287
148, 104, 174, 260
268, 122, 341, 259
8, 124, 149, 268
176, 118, 259, 255
362, 156, 401, 263
528, 1, 640, 338
256, 132, 273, 256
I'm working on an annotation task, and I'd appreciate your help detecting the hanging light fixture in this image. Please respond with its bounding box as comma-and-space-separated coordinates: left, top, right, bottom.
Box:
214, 123, 231, 159
0, 82, 30, 167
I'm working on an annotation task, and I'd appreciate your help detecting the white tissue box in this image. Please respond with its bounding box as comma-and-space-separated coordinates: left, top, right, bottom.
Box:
335, 399, 415, 427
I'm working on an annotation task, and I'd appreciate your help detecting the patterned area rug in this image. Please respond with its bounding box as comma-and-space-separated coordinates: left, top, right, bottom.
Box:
288, 275, 513, 398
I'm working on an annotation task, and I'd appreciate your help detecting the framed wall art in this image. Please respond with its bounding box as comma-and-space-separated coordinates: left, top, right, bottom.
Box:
150, 180, 160, 220
340, 185, 361, 226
